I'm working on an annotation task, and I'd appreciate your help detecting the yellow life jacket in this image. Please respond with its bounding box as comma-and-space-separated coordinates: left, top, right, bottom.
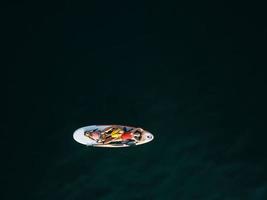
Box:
111, 128, 122, 138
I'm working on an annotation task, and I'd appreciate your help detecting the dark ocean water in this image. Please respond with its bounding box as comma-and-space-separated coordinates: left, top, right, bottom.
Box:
6, 1, 267, 200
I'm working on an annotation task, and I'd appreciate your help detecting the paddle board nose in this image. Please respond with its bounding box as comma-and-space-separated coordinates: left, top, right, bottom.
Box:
73, 127, 97, 146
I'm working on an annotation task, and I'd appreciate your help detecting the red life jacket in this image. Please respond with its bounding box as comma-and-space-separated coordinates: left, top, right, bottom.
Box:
121, 132, 133, 140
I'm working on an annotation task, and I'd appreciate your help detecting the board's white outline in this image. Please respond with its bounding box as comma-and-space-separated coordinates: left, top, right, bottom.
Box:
73, 125, 154, 147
